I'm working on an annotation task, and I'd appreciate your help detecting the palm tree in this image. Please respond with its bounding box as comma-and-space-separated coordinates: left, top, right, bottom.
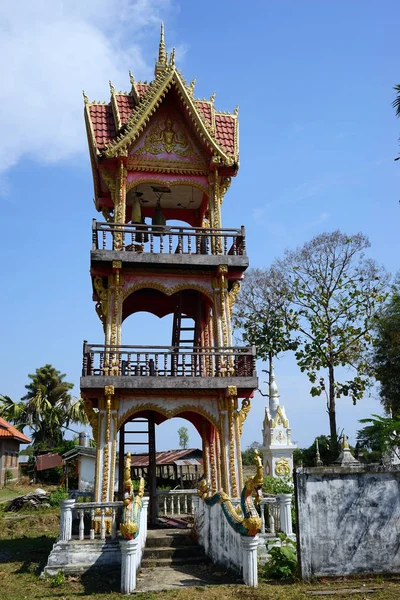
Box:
393, 84, 400, 118
0, 364, 88, 449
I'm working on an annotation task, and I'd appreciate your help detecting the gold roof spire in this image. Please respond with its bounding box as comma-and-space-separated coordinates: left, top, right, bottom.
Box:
155, 22, 167, 75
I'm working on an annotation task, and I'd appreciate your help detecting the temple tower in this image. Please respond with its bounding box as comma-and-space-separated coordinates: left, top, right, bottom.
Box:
81, 26, 257, 513
260, 363, 296, 478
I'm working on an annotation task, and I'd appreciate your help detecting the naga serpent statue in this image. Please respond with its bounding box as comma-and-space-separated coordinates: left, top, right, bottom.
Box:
198, 450, 263, 536
120, 452, 145, 540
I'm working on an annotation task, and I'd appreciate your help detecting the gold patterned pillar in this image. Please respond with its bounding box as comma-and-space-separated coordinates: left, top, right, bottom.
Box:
113, 158, 127, 250
95, 386, 119, 503
218, 395, 230, 494
107, 261, 124, 375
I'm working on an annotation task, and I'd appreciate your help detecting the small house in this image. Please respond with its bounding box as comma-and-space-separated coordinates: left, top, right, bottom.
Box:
0, 417, 31, 484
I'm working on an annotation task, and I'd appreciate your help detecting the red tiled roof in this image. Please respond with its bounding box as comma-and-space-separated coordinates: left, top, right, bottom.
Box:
88, 104, 116, 151
87, 82, 236, 156
115, 95, 135, 126
215, 114, 235, 154
136, 83, 149, 98
0, 417, 31, 444
195, 101, 212, 127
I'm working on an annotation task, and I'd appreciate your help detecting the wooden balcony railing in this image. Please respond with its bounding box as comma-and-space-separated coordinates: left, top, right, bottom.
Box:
92, 220, 246, 256
82, 343, 256, 378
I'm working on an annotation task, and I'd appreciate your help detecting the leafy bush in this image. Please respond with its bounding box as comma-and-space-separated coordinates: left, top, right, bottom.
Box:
4, 469, 13, 486
48, 486, 68, 507
51, 569, 65, 587
263, 475, 293, 495
263, 532, 297, 579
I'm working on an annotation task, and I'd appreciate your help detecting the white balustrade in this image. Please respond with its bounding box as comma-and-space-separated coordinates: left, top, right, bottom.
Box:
119, 497, 149, 594
157, 489, 197, 517
60, 500, 124, 541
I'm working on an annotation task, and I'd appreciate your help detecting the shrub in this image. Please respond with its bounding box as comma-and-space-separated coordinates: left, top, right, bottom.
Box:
4, 469, 13, 487
263, 475, 293, 495
50, 569, 65, 587
263, 532, 297, 579
48, 486, 68, 507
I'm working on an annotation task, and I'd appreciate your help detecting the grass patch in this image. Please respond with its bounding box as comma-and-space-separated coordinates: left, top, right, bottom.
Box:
1, 509, 400, 599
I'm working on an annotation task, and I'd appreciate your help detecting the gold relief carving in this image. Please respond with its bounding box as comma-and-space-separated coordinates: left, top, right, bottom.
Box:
238, 398, 251, 435
117, 402, 219, 431
94, 412, 103, 502
220, 176, 232, 199
219, 412, 228, 493
102, 395, 112, 502
134, 117, 201, 159
197, 478, 210, 501
228, 281, 241, 317
228, 394, 238, 497
113, 161, 127, 249
123, 280, 214, 304
209, 431, 217, 493
227, 385, 237, 398
112, 260, 122, 270
202, 425, 210, 482
127, 158, 207, 175
94, 277, 108, 326
235, 412, 244, 491
101, 170, 116, 194
275, 457, 291, 477
110, 413, 118, 500
272, 406, 289, 429
104, 385, 115, 396
215, 429, 222, 491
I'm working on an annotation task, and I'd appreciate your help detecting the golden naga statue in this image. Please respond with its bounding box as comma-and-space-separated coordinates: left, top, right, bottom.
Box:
120, 453, 145, 540
197, 450, 263, 536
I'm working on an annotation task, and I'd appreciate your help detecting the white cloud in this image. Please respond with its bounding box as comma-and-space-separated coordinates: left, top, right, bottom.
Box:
0, 0, 172, 179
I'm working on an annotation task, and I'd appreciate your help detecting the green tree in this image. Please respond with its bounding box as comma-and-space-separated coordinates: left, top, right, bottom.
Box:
372, 285, 400, 416
357, 414, 400, 461
0, 364, 88, 449
177, 426, 189, 450
235, 232, 388, 457
241, 441, 261, 466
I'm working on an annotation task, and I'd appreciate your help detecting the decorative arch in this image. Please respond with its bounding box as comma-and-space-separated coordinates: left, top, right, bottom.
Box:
126, 177, 208, 197
123, 281, 214, 304
117, 402, 219, 432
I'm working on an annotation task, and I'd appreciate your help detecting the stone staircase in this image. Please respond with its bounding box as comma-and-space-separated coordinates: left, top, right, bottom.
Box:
136, 528, 241, 592
141, 528, 207, 568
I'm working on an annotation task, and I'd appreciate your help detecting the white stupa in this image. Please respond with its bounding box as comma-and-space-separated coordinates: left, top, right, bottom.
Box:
260, 362, 296, 478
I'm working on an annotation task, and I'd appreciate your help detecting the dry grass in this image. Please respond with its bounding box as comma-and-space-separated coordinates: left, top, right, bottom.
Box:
1, 509, 400, 600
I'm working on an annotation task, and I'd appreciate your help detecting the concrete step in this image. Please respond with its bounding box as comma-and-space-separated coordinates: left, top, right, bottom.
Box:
140, 555, 210, 568
143, 545, 205, 560
146, 530, 197, 548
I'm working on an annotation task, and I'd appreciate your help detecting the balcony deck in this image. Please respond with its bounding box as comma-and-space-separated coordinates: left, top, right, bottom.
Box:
81, 343, 258, 396
90, 221, 248, 270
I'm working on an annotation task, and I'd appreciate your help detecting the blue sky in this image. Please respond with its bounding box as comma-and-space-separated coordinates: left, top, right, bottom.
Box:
1, 0, 399, 453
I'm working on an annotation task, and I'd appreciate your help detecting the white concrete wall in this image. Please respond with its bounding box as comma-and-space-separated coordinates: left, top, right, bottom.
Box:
296, 465, 400, 579
77, 455, 118, 492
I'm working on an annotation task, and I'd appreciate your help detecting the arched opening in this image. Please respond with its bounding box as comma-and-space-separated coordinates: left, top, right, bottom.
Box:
118, 408, 213, 525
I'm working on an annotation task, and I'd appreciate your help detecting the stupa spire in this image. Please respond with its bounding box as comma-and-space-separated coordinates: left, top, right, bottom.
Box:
269, 359, 280, 413
155, 22, 168, 75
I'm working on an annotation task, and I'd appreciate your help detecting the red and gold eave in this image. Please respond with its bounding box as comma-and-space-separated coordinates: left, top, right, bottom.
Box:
84, 63, 239, 221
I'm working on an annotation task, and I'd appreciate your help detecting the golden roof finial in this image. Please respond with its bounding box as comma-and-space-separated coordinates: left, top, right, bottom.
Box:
129, 70, 135, 86
189, 77, 196, 96
342, 434, 349, 450
109, 80, 115, 94
210, 92, 216, 103
234, 105, 239, 116
158, 22, 167, 65
169, 47, 176, 67
82, 90, 89, 104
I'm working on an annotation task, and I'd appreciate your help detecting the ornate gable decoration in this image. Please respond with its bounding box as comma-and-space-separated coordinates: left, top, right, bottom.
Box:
83, 25, 239, 168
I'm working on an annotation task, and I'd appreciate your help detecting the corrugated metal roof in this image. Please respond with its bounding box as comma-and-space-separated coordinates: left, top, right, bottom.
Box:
130, 448, 201, 467
36, 453, 63, 471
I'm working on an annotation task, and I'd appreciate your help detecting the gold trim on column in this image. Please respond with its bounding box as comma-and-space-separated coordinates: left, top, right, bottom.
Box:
209, 429, 217, 493
102, 387, 114, 502
227, 387, 238, 497
110, 413, 118, 501
94, 411, 103, 503
202, 421, 210, 482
